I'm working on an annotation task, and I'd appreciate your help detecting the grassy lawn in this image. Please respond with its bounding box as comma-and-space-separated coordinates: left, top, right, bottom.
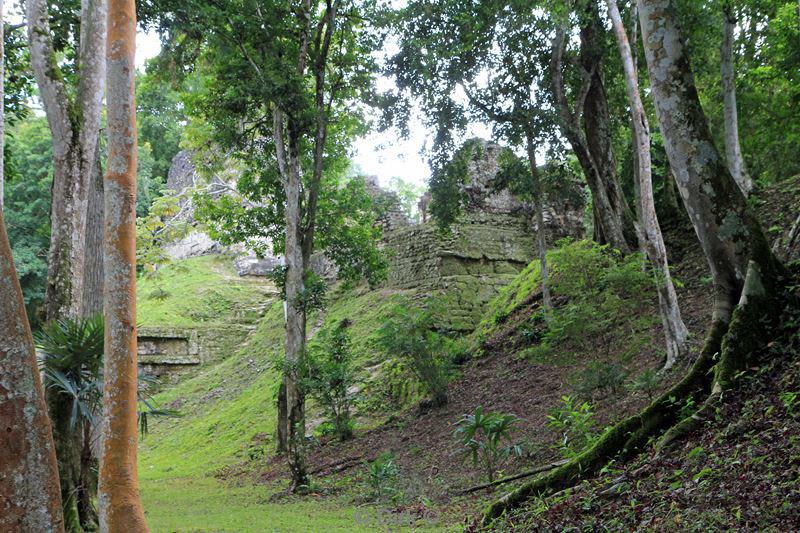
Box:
141, 477, 451, 532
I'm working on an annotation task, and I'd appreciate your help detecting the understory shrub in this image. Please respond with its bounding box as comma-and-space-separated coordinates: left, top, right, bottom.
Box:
546, 395, 599, 459
364, 450, 401, 503
379, 302, 453, 407
454, 406, 523, 483
301, 319, 356, 441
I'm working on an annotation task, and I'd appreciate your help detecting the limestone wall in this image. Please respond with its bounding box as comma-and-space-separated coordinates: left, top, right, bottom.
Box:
137, 326, 252, 384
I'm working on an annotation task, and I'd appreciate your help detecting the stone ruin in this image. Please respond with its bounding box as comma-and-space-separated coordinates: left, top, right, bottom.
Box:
380, 140, 585, 331
138, 141, 585, 379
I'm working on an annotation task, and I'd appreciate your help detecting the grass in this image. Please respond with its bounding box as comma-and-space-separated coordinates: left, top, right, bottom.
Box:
141, 477, 448, 532
137, 255, 273, 328
136, 259, 456, 530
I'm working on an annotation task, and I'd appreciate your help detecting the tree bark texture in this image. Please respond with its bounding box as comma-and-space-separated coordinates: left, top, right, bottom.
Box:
524, 132, 552, 317
27, 0, 107, 321
0, 10, 64, 524
97, 0, 148, 530
0, 0, 4, 213
83, 141, 105, 316
637, 0, 778, 328
721, 4, 753, 197
550, 9, 638, 254
606, 0, 688, 369
273, 108, 309, 491
0, 218, 65, 532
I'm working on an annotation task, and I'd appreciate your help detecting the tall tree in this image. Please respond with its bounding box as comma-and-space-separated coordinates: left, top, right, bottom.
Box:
26, 0, 107, 321
605, 0, 688, 369
550, 1, 638, 253
146, 0, 387, 491
482, 0, 788, 522
720, 1, 753, 195
0, 0, 64, 523
97, 0, 148, 529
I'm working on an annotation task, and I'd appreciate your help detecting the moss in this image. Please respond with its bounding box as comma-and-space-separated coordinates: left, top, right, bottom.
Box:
136, 255, 272, 328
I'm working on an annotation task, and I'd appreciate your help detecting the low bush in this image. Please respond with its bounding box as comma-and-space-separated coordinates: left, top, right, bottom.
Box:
454, 406, 523, 483
378, 303, 453, 407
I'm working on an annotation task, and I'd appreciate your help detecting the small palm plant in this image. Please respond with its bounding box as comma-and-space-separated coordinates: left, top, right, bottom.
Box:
36, 314, 105, 427
454, 406, 523, 483
36, 314, 104, 532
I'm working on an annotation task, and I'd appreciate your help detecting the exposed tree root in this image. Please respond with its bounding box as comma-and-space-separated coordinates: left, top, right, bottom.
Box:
460, 460, 569, 495
482, 261, 789, 527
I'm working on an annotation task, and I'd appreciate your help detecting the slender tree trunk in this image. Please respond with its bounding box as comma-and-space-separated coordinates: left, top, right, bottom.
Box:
0, 1, 3, 213
607, 0, 689, 369
0, 19, 65, 520
721, 3, 753, 196
83, 141, 105, 316
276, 380, 288, 453
273, 109, 308, 491
524, 132, 552, 318
27, 0, 107, 321
550, 12, 638, 254
579, 3, 639, 252
97, 0, 148, 530
637, 0, 779, 336
630, 3, 642, 227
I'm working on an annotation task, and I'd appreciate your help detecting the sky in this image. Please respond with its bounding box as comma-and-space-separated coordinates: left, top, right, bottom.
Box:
136, 29, 491, 190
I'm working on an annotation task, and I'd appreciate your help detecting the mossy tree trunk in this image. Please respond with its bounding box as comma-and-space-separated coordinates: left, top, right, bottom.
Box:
28, 0, 108, 527
606, 0, 688, 369
550, 6, 638, 255
482, 0, 787, 524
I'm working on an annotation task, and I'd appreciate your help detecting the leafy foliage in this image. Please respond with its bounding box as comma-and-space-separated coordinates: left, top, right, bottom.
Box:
378, 303, 453, 407
546, 396, 599, 460
454, 406, 523, 483
302, 319, 356, 441
36, 315, 104, 429
365, 450, 401, 503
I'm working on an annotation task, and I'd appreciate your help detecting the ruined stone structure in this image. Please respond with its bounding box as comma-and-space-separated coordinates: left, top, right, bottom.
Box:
381, 140, 585, 331
137, 326, 254, 384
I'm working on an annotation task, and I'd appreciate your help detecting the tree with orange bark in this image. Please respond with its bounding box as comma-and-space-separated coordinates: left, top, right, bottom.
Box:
0, 0, 64, 526
96, 0, 148, 530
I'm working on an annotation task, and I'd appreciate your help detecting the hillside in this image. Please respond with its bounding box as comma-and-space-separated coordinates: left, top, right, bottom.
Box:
134, 178, 800, 532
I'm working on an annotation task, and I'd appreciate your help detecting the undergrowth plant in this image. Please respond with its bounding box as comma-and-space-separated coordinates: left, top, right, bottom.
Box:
378, 302, 454, 407
365, 451, 401, 503
546, 396, 599, 459
303, 319, 356, 441
454, 406, 523, 483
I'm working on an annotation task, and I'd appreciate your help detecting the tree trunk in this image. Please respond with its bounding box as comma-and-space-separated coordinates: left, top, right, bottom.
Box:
721, 3, 753, 196
606, 0, 689, 370
276, 380, 288, 453
525, 132, 552, 318
273, 109, 309, 491
27, 0, 107, 321
97, 0, 148, 530
78, 420, 99, 529
0, 0, 3, 213
579, 3, 639, 253
637, 0, 779, 326
0, 213, 66, 532
83, 142, 105, 316
550, 11, 638, 254
0, 8, 64, 524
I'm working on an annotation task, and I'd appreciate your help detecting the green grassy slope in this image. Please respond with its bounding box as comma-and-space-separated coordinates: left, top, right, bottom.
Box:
137, 255, 274, 328
136, 257, 445, 530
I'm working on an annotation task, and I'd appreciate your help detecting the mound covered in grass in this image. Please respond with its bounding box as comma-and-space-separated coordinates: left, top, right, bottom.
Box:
137, 255, 275, 328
